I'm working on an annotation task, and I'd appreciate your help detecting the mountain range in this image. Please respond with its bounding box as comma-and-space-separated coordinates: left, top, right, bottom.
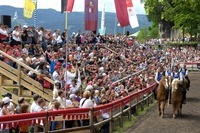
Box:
0, 6, 152, 35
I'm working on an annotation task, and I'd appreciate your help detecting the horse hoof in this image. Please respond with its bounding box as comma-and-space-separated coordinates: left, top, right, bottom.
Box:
161, 114, 164, 118
173, 115, 176, 119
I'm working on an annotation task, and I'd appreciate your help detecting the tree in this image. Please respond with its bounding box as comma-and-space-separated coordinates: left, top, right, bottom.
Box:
143, 0, 200, 40
148, 24, 159, 39
137, 27, 148, 43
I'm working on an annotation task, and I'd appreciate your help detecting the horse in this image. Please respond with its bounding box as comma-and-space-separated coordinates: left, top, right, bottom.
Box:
171, 79, 183, 118
157, 76, 171, 118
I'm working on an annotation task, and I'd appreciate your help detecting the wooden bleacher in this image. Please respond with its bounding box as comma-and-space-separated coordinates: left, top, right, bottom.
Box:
0, 50, 54, 104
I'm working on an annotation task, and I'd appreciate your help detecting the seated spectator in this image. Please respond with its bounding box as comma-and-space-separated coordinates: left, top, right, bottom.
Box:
35, 98, 46, 112
56, 90, 65, 108
30, 94, 40, 113
51, 101, 62, 130
15, 97, 26, 114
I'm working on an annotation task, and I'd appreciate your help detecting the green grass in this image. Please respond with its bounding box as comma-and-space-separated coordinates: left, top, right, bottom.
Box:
113, 101, 156, 133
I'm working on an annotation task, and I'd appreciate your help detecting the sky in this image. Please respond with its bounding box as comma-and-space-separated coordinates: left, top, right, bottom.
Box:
0, 0, 146, 14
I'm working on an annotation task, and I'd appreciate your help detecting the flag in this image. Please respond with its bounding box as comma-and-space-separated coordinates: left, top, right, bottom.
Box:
126, 0, 139, 28
114, 0, 139, 28
85, 0, 98, 31
13, 11, 18, 20
61, 0, 67, 13
24, 0, 36, 19
114, 0, 130, 27
67, 0, 75, 12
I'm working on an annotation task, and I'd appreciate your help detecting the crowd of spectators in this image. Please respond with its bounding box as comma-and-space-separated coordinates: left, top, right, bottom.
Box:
0, 23, 200, 132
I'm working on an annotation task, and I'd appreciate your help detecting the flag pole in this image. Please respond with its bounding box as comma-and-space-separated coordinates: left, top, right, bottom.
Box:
34, 0, 38, 28
65, 11, 68, 30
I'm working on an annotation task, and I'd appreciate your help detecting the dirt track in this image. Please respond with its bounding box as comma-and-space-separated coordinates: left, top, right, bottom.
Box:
126, 72, 200, 133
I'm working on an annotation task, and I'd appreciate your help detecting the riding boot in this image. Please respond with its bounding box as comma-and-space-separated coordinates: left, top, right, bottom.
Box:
169, 91, 171, 104
185, 76, 190, 88
182, 91, 186, 104
153, 83, 158, 100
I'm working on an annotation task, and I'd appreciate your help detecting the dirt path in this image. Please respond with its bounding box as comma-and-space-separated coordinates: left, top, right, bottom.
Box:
126, 72, 200, 133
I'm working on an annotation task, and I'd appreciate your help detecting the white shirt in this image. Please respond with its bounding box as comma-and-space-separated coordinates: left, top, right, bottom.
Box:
52, 71, 60, 83
53, 87, 59, 99
64, 71, 76, 85
30, 101, 37, 113
34, 105, 44, 112
79, 98, 94, 108
66, 99, 72, 107
56, 96, 65, 108
12, 30, 21, 41
38, 30, 43, 41
0, 29, 8, 36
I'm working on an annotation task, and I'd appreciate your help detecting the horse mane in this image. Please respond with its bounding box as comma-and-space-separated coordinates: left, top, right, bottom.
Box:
172, 79, 179, 92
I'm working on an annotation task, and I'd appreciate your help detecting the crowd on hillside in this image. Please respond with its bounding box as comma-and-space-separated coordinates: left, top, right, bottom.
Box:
0, 23, 200, 132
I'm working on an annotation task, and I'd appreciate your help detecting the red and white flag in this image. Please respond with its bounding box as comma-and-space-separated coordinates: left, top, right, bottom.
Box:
126, 0, 139, 28
67, 0, 75, 12
114, 0, 139, 28
114, 0, 130, 27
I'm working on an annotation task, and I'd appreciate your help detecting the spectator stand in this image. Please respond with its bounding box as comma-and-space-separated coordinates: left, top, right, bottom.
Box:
0, 84, 156, 133
179, 62, 200, 71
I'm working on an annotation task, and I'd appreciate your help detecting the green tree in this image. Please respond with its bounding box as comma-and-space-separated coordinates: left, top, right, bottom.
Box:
148, 24, 159, 39
137, 27, 149, 43
142, 0, 200, 40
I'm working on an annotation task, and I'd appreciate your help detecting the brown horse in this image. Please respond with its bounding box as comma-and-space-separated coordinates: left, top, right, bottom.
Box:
157, 76, 171, 118
171, 79, 182, 118
171, 78, 189, 118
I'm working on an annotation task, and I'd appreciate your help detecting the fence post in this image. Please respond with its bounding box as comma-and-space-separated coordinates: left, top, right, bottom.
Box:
141, 93, 144, 111
119, 101, 123, 128
17, 65, 21, 97
90, 107, 94, 133
44, 111, 49, 133
109, 105, 113, 133
136, 94, 139, 115
128, 96, 132, 121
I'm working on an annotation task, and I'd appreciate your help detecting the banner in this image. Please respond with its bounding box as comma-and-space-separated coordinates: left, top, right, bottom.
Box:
85, 0, 98, 31
61, 0, 68, 13
114, 0, 129, 27
126, 0, 139, 29
67, 0, 75, 12
24, 0, 36, 19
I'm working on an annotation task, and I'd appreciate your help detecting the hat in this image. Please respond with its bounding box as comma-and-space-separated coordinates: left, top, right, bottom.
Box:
56, 62, 62, 66
54, 65, 61, 70
69, 94, 76, 99
7, 51, 12, 56
2, 97, 11, 104
2, 92, 12, 99
66, 64, 72, 69
5, 45, 11, 49
85, 85, 93, 91
13, 45, 19, 49
72, 32, 75, 35
23, 25, 28, 28
0, 43, 3, 47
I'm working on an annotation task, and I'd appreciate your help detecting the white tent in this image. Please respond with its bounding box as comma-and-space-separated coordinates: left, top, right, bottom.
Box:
128, 31, 140, 37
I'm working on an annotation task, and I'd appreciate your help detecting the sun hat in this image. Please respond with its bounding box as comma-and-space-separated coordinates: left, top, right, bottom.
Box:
2, 97, 11, 104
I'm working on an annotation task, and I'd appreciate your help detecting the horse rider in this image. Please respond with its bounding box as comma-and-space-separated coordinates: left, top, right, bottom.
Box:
153, 66, 166, 100
180, 64, 190, 88
165, 65, 172, 77
171, 65, 186, 104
